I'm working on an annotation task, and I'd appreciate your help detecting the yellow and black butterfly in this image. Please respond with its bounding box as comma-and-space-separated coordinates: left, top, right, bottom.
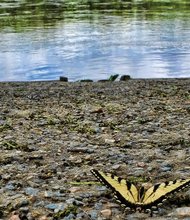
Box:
91, 169, 190, 212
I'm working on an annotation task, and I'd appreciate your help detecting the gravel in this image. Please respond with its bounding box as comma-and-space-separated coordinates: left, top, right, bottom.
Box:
0, 79, 190, 219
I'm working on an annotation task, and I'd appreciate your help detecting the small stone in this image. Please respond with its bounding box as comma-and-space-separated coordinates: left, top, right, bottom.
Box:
9, 212, 20, 220
44, 191, 53, 198
45, 203, 58, 210
88, 210, 98, 220
54, 203, 65, 212
170, 207, 190, 217
63, 214, 75, 220
25, 187, 39, 196
65, 198, 84, 206
160, 165, 172, 172
137, 162, 146, 167
133, 168, 144, 176
5, 183, 15, 190
68, 147, 94, 154
29, 196, 37, 203
45, 203, 65, 212
90, 108, 103, 114
26, 212, 35, 220
39, 216, 48, 220
100, 209, 112, 219
52, 185, 61, 190
54, 191, 65, 197
174, 150, 186, 160
19, 207, 29, 214
14, 199, 29, 209
112, 164, 121, 170
69, 187, 81, 193
105, 138, 115, 144
2, 174, 11, 180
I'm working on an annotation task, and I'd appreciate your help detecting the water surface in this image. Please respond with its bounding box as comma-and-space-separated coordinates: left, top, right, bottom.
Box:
0, 1, 190, 81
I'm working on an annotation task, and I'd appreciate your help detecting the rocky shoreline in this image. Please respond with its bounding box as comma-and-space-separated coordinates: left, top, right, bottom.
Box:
0, 79, 190, 220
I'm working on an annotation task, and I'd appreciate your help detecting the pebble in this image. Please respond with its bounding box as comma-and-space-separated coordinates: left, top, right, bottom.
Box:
25, 187, 39, 196
68, 147, 94, 154
100, 209, 112, 218
104, 138, 115, 144
45, 203, 65, 212
69, 187, 82, 193
170, 207, 190, 217
88, 210, 98, 220
160, 163, 172, 172
5, 183, 15, 190
8, 214, 20, 220
39, 216, 49, 220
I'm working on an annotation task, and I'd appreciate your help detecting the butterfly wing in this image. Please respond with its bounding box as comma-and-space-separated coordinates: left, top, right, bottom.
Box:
91, 169, 139, 209
142, 178, 190, 207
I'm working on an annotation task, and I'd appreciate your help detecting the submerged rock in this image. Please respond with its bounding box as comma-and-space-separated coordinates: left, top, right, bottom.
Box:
59, 76, 68, 82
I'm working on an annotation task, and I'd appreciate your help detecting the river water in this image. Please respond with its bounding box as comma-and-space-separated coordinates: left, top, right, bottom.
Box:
0, 1, 190, 81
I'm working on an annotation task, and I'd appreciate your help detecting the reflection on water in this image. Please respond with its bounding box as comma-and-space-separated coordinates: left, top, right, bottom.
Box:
0, 1, 190, 81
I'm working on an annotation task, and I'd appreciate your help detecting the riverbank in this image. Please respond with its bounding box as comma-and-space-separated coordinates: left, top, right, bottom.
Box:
0, 79, 190, 219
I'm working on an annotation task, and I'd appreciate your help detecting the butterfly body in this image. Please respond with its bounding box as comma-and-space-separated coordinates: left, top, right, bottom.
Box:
91, 169, 190, 212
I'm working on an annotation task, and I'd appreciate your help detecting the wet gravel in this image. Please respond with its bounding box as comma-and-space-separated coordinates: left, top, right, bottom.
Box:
0, 79, 190, 220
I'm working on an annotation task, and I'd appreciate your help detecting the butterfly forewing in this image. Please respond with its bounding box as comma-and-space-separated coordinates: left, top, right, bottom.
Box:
91, 169, 138, 205
142, 179, 190, 205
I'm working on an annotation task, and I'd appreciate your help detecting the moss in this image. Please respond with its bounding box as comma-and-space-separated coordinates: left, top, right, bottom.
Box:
73, 123, 96, 134
60, 114, 96, 134
128, 176, 147, 183
0, 140, 30, 151
1, 140, 18, 150
105, 103, 124, 114
0, 123, 13, 132
70, 181, 100, 185
53, 205, 78, 219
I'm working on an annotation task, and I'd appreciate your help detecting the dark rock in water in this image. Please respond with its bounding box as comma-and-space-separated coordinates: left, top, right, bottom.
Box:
60, 76, 68, 82
79, 79, 93, 82
120, 75, 131, 81
98, 79, 109, 82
